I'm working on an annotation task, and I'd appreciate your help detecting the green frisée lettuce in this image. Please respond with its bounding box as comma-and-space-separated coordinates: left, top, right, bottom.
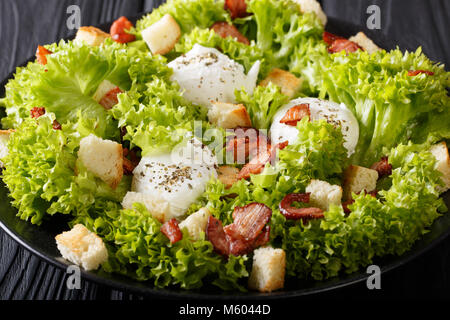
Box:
135, 0, 230, 35
313, 47, 450, 166
1, 113, 130, 225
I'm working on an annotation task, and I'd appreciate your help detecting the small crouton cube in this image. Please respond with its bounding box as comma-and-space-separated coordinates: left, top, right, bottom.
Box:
93, 80, 122, 110
121, 191, 170, 223
343, 165, 379, 200
306, 179, 343, 211
93, 80, 117, 103
0, 129, 14, 168
141, 14, 181, 55
248, 246, 286, 293
74, 26, 111, 46
78, 134, 123, 189
294, 0, 327, 26
179, 207, 211, 241
217, 165, 240, 188
349, 32, 381, 54
259, 68, 303, 99
430, 141, 450, 193
208, 102, 252, 129
55, 224, 108, 271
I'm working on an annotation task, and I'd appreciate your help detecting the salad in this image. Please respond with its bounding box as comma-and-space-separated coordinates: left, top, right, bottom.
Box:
0, 0, 449, 293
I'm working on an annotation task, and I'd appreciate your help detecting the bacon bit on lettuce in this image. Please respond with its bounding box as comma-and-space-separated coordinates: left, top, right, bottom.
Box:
225, 0, 250, 19
206, 216, 230, 256
36, 46, 53, 65
407, 70, 435, 76
370, 156, 392, 178
279, 104, 311, 126
110, 16, 136, 43
279, 193, 324, 220
322, 31, 344, 46
342, 190, 378, 214
211, 22, 250, 45
52, 120, 62, 130
30, 107, 46, 119
122, 148, 139, 175
232, 202, 272, 241
160, 218, 183, 244
225, 127, 270, 163
328, 38, 362, 54
99, 87, 123, 110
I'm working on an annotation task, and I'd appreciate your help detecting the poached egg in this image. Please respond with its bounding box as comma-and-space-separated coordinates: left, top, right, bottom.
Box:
270, 97, 359, 156
167, 44, 260, 107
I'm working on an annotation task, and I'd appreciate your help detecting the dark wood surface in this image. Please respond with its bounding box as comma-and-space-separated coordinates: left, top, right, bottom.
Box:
0, 0, 449, 302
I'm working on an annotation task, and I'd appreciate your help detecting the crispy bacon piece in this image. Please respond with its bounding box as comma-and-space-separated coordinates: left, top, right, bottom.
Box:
342, 190, 378, 214
226, 127, 270, 163
122, 148, 139, 175
36, 46, 52, 65
370, 156, 392, 178
110, 16, 136, 43
99, 87, 123, 110
322, 31, 344, 46
206, 216, 230, 256
30, 107, 46, 119
52, 120, 62, 130
408, 70, 434, 76
280, 104, 311, 126
279, 193, 324, 220
211, 22, 250, 45
232, 202, 272, 241
328, 39, 362, 54
224, 0, 250, 19
160, 218, 183, 244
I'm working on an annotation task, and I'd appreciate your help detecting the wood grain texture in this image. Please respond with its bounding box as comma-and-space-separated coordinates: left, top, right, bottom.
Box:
0, 0, 449, 301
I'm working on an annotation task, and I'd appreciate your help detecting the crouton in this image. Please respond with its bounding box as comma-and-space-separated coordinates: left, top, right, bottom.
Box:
74, 26, 111, 46
259, 68, 303, 99
208, 102, 252, 129
0, 129, 14, 168
217, 165, 240, 188
55, 224, 108, 271
78, 134, 123, 189
349, 32, 381, 54
248, 246, 286, 293
179, 207, 211, 240
141, 14, 181, 55
306, 179, 343, 211
343, 165, 379, 200
430, 141, 450, 193
294, 0, 327, 26
93, 80, 117, 103
121, 191, 170, 223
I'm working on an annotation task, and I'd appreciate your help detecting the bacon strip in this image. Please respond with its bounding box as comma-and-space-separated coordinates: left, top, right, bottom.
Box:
211, 22, 250, 45
408, 70, 434, 76
160, 218, 183, 244
328, 39, 362, 54
52, 120, 62, 130
99, 87, 123, 110
30, 107, 46, 119
280, 104, 311, 126
232, 202, 272, 241
206, 216, 230, 256
36, 46, 52, 65
322, 31, 344, 46
370, 156, 392, 178
110, 16, 136, 43
226, 127, 270, 163
279, 193, 324, 220
224, 0, 250, 19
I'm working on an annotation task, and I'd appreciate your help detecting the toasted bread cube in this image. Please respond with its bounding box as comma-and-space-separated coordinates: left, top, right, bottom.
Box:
349, 32, 381, 54
217, 165, 240, 188
306, 179, 343, 211
74, 26, 111, 46
78, 134, 123, 189
121, 191, 170, 223
259, 68, 303, 99
430, 141, 450, 193
343, 165, 379, 200
141, 14, 181, 55
93, 80, 117, 103
248, 246, 286, 293
295, 0, 327, 26
179, 207, 211, 241
55, 224, 108, 271
208, 102, 252, 129
0, 129, 14, 168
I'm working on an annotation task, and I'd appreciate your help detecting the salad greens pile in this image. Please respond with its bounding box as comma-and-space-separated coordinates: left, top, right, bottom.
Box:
0, 0, 449, 291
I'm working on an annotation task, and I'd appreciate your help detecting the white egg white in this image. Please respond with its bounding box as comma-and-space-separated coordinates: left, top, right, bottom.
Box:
270, 97, 359, 156
126, 138, 217, 221
167, 44, 260, 107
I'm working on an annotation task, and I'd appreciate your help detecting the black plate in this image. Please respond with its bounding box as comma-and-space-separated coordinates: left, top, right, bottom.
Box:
0, 12, 449, 299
